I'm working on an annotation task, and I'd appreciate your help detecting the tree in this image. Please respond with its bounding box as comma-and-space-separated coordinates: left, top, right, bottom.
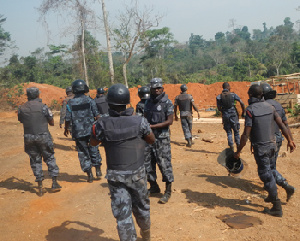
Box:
0, 15, 11, 56
38, 0, 97, 86
113, 1, 162, 87
100, 0, 114, 84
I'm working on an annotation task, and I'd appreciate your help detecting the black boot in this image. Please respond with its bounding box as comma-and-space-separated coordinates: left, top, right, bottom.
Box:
264, 195, 272, 203
87, 169, 94, 183
264, 198, 283, 217
148, 181, 160, 194
282, 181, 295, 202
186, 138, 192, 147
37, 181, 44, 197
158, 182, 172, 204
51, 177, 62, 192
140, 229, 151, 241
95, 166, 102, 180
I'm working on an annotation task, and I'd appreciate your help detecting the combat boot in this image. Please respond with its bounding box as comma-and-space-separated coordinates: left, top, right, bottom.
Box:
264, 198, 283, 217
51, 177, 62, 192
158, 182, 172, 204
148, 181, 160, 194
282, 181, 295, 202
186, 138, 192, 148
87, 169, 94, 183
95, 166, 102, 180
140, 229, 150, 241
37, 181, 44, 197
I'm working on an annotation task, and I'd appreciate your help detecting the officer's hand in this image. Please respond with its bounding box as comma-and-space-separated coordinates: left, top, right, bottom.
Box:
59, 124, 62, 128
287, 141, 296, 153
64, 129, 69, 137
234, 152, 240, 159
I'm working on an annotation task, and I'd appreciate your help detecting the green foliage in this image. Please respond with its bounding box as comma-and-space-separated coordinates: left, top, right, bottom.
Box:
288, 103, 300, 117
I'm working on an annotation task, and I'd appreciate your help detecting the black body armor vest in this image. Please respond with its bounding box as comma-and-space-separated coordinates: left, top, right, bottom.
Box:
101, 115, 145, 171
19, 99, 48, 135
221, 91, 234, 109
95, 95, 109, 115
177, 93, 192, 111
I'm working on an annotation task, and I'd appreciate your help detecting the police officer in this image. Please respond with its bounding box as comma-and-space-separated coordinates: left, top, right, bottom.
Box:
261, 82, 295, 202
60, 86, 74, 129
136, 86, 150, 116
174, 84, 200, 147
216, 82, 246, 151
18, 87, 61, 196
91, 83, 155, 241
64, 79, 102, 182
94, 87, 109, 117
234, 84, 296, 217
144, 77, 175, 204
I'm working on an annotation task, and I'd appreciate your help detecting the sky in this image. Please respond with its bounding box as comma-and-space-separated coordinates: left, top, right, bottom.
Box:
1, 0, 300, 60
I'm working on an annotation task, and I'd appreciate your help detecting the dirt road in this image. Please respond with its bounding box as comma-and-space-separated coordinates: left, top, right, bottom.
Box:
0, 111, 299, 241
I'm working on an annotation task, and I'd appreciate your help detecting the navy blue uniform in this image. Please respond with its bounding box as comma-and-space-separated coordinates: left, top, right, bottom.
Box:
65, 94, 102, 172
216, 89, 241, 147
93, 107, 151, 241
18, 99, 59, 182
245, 97, 278, 200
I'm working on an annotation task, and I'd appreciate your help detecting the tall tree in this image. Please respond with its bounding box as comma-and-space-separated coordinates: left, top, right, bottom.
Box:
100, 0, 114, 84
113, 1, 162, 87
38, 0, 97, 86
0, 15, 11, 56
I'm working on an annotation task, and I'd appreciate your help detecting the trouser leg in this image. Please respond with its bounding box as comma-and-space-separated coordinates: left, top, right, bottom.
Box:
75, 137, 92, 172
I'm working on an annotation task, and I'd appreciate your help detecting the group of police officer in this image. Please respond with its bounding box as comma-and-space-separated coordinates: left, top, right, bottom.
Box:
17, 79, 296, 240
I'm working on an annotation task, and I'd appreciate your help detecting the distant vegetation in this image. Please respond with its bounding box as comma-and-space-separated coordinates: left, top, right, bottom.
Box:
1, 14, 300, 89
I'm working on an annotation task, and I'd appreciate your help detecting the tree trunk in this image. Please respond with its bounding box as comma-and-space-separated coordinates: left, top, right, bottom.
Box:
123, 63, 128, 88
101, 0, 114, 84
81, 18, 89, 86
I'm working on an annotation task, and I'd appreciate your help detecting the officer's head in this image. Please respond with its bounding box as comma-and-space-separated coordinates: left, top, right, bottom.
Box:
66, 86, 72, 94
26, 87, 40, 100
107, 83, 130, 112
97, 87, 105, 95
150, 78, 164, 96
222, 82, 230, 90
248, 84, 263, 99
72, 79, 89, 94
180, 84, 187, 93
261, 82, 276, 100
138, 86, 150, 100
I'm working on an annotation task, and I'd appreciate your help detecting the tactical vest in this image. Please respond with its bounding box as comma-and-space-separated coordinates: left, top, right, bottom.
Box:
265, 99, 283, 135
19, 99, 48, 135
250, 101, 275, 144
221, 91, 234, 109
177, 93, 192, 112
95, 95, 109, 115
101, 116, 145, 171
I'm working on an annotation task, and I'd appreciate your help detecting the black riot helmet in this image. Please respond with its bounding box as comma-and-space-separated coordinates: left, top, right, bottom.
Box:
66, 86, 72, 94
261, 82, 277, 100
72, 79, 89, 94
97, 87, 105, 95
150, 78, 163, 89
180, 84, 187, 92
26, 87, 40, 100
107, 83, 130, 105
248, 84, 263, 99
138, 86, 150, 100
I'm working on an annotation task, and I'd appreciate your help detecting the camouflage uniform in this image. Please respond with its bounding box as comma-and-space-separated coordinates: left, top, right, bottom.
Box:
144, 92, 174, 183
174, 93, 195, 140
92, 108, 151, 241
65, 94, 101, 172
136, 100, 146, 117
18, 99, 59, 182
216, 89, 242, 147
60, 92, 74, 127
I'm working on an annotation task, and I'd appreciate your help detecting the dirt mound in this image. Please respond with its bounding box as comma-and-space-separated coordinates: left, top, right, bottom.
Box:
0, 82, 251, 111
